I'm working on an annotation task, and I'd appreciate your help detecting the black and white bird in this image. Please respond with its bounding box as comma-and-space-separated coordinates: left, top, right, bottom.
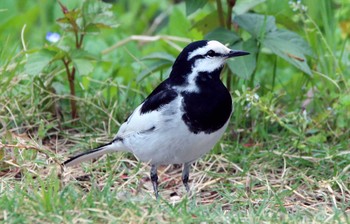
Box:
63, 40, 249, 197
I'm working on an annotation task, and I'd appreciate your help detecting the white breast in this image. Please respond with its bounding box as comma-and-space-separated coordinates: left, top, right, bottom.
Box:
115, 96, 229, 165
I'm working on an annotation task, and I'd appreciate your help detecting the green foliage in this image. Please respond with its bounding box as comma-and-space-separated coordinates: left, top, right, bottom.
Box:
24, 0, 118, 119
185, 0, 208, 16
234, 13, 312, 75
1, 0, 350, 222
25, 49, 56, 75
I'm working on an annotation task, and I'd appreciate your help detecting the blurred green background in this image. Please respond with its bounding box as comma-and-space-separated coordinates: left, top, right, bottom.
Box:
1, 0, 350, 222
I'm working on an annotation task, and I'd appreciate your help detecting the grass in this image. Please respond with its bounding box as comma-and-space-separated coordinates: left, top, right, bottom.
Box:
1, 0, 350, 223
1, 126, 349, 223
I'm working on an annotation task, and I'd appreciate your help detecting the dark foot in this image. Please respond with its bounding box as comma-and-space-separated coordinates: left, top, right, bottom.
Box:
182, 162, 191, 193
150, 164, 159, 198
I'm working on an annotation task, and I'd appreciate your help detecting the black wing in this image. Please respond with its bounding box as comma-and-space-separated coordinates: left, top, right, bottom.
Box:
140, 80, 178, 114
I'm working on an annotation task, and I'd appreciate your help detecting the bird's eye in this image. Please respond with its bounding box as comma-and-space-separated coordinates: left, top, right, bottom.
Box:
207, 50, 216, 57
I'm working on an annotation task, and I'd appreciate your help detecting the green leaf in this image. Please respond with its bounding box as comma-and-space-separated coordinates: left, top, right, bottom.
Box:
25, 50, 56, 75
233, 0, 266, 15
56, 9, 81, 25
263, 29, 313, 75
85, 23, 118, 34
56, 9, 82, 31
142, 52, 176, 62
69, 49, 98, 75
234, 13, 276, 38
339, 95, 350, 106
137, 61, 172, 81
45, 45, 67, 61
205, 28, 241, 45
137, 52, 175, 81
82, 0, 118, 31
234, 13, 313, 75
185, 0, 208, 16
70, 49, 100, 60
52, 81, 67, 95
227, 38, 258, 79
167, 7, 191, 36
72, 59, 94, 76
192, 11, 220, 34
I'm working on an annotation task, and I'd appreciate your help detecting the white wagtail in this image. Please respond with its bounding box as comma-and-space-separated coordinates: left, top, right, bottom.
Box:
63, 40, 249, 197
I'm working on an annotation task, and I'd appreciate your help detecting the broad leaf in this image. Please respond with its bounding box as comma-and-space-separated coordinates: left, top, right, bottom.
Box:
263, 29, 312, 75
85, 23, 118, 34
25, 50, 56, 75
72, 59, 94, 76
205, 28, 241, 45
227, 38, 258, 79
192, 11, 220, 34
168, 8, 192, 36
235, 13, 312, 75
233, 0, 266, 15
185, 0, 208, 16
82, 0, 118, 30
45, 45, 67, 61
234, 13, 276, 38
70, 49, 100, 60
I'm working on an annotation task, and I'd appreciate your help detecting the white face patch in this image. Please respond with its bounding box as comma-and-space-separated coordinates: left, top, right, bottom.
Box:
174, 41, 233, 93
187, 40, 232, 61
193, 57, 226, 73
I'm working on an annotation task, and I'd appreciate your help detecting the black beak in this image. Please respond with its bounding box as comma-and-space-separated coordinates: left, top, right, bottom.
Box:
227, 50, 250, 58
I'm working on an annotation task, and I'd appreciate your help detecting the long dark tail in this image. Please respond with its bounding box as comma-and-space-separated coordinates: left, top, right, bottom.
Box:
63, 139, 125, 167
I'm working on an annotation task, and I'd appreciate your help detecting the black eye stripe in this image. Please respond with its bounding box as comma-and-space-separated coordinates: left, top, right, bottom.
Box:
187, 50, 222, 61
206, 50, 221, 57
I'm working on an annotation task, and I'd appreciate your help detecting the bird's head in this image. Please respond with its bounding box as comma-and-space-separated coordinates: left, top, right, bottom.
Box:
171, 40, 249, 77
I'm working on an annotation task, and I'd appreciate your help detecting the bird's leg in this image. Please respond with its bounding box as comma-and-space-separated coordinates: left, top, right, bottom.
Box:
182, 162, 191, 193
150, 164, 159, 198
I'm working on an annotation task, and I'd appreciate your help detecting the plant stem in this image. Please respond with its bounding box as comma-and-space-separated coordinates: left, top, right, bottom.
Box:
226, 69, 232, 92
249, 43, 260, 88
74, 32, 80, 49
78, 34, 85, 48
63, 59, 78, 119
216, 0, 225, 27
271, 55, 277, 92
226, 0, 236, 29
224, 0, 236, 90
69, 67, 77, 119
65, 30, 84, 120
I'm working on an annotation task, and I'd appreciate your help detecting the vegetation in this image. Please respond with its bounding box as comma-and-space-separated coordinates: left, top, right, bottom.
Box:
1, 0, 349, 222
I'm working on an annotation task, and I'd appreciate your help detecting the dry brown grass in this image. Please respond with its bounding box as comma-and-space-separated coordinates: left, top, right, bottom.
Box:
1, 131, 350, 223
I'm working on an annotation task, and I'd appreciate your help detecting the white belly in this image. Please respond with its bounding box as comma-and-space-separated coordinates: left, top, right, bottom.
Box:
117, 96, 229, 165
125, 122, 228, 165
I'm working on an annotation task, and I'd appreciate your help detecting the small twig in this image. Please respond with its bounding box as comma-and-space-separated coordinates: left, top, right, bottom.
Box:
271, 150, 320, 162
326, 184, 338, 209
21, 24, 27, 55
285, 185, 311, 202
145, 9, 171, 35
274, 149, 350, 163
